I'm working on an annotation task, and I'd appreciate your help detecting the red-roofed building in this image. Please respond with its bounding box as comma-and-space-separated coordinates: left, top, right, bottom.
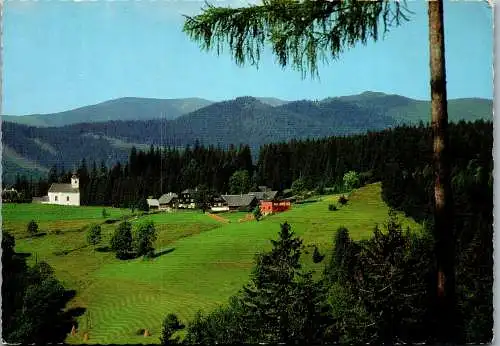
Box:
259, 200, 291, 215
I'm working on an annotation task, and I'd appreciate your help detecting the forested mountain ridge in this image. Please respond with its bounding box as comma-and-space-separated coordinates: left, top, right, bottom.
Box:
2, 92, 492, 184
2, 97, 214, 127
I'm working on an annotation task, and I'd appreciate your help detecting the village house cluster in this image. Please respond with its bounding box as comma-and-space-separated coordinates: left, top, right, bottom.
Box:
26, 175, 292, 215
147, 186, 292, 215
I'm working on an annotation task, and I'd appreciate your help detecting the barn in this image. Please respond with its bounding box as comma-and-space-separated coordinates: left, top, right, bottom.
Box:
221, 194, 258, 212
260, 200, 291, 215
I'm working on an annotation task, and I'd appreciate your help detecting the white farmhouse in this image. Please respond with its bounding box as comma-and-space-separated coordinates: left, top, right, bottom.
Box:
46, 174, 80, 206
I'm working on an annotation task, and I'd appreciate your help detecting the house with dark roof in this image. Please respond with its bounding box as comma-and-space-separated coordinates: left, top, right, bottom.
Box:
221, 194, 258, 212
158, 192, 178, 211
178, 189, 197, 209
258, 186, 271, 192
45, 174, 80, 206
2, 187, 20, 203
210, 196, 229, 212
248, 190, 279, 201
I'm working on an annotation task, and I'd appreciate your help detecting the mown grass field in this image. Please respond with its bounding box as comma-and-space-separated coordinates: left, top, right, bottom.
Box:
2, 204, 132, 237
3, 183, 422, 344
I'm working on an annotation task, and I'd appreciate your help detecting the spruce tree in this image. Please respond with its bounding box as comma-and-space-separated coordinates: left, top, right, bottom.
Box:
239, 222, 326, 343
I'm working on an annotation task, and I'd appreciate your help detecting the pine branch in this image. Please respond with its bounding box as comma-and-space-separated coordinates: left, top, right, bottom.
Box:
183, 0, 411, 78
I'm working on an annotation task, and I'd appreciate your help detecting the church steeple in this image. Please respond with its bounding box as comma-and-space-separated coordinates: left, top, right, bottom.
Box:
71, 173, 79, 189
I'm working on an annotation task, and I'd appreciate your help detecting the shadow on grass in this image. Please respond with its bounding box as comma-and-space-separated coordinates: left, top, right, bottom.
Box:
53, 245, 89, 257
295, 200, 319, 205
102, 218, 120, 225
52, 293, 87, 343
151, 247, 175, 258
13, 289, 87, 344
96, 245, 111, 253
18, 232, 48, 239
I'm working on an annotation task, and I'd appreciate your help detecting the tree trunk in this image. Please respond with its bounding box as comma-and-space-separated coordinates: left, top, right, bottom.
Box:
428, 0, 456, 342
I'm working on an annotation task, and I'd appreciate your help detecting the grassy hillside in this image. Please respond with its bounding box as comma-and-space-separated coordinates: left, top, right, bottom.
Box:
5, 183, 422, 344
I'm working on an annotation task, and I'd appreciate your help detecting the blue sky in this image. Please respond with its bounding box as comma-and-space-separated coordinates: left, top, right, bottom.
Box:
3, 0, 493, 115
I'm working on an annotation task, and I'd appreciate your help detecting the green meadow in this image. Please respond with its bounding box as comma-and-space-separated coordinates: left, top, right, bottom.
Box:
3, 183, 422, 344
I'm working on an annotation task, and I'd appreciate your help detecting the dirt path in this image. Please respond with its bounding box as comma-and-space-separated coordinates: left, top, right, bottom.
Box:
238, 213, 255, 223
207, 213, 230, 224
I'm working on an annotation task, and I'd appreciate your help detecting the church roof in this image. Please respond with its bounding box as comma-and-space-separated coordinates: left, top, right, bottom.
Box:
48, 183, 79, 193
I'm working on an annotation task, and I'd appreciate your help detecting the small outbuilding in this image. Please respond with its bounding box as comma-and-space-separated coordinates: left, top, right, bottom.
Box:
147, 199, 160, 210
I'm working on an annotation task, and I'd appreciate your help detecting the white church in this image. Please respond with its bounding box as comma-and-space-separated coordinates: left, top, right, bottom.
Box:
35, 174, 80, 206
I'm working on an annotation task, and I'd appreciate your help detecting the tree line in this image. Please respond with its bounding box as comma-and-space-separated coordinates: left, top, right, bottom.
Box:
11, 121, 491, 208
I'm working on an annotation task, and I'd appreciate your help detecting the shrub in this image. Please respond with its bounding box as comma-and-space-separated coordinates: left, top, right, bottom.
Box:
312, 246, 325, 263
133, 221, 157, 258
343, 171, 360, 191
328, 204, 338, 211
137, 198, 149, 212
338, 195, 348, 205
291, 178, 307, 197
110, 222, 133, 260
253, 206, 263, 221
87, 224, 102, 249
102, 208, 109, 218
160, 313, 185, 345
27, 220, 39, 235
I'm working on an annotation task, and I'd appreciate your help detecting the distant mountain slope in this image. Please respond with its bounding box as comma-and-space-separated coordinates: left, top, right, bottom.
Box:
2, 146, 49, 183
333, 91, 492, 124
2, 97, 214, 127
2, 121, 131, 178
2, 92, 492, 184
256, 97, 291, 107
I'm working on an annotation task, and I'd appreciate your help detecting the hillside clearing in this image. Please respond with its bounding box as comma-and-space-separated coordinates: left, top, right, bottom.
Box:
6, 183, 421, 344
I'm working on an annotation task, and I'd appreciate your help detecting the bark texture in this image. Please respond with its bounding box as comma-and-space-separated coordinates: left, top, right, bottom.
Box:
428, 0, 456, 342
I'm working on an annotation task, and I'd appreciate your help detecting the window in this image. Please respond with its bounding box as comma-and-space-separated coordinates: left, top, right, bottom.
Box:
55, 196, 58, 201
67, 196, 70, 202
